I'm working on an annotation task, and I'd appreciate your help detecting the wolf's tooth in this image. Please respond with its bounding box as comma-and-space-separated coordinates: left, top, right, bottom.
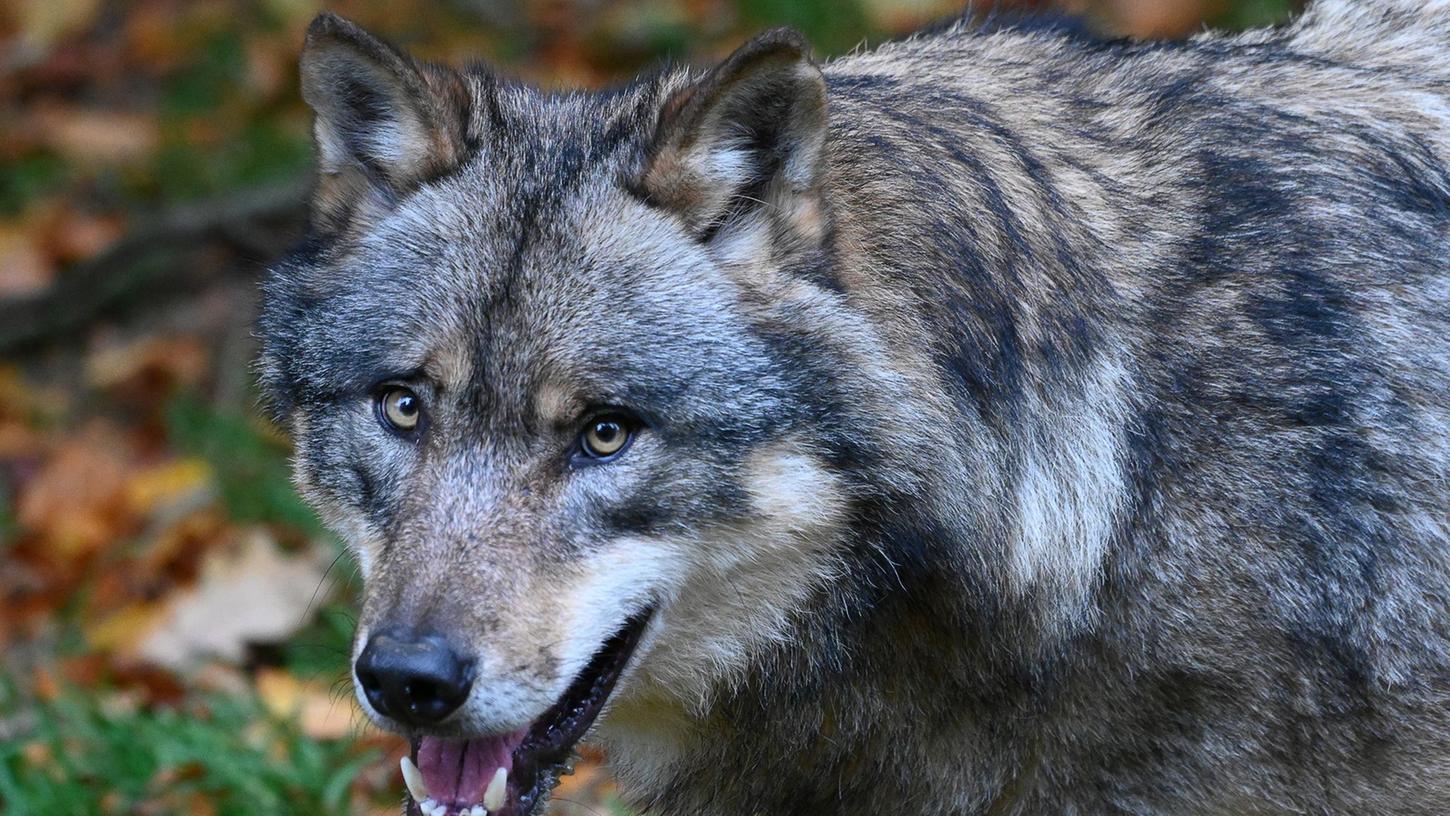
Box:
483, 767, 508, 811
401, 756, 429, 803
419, 797, 438, 816
469, 807, 487, 816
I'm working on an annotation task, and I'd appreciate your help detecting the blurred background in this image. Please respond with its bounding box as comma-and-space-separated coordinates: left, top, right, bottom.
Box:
0, 1, 1294, 814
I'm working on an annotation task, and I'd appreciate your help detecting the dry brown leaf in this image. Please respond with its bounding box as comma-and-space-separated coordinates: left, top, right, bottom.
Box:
26, 104, 160, 164
33, 203, 125, 264
5, 0, 103, 53
124, 459, 214, 519
0, 419, 45, 459
137, 529, 333, 670
0, 365, 69, 422
0, 224, 54, 298
244, 38, 290, 99
137, 508, 227, 585
256, 666, 364, 740
862, 0, 969, 32
85, 334, 209, 394
16, 422, 135, 560
1103, 0, 1218, 37
86, 601, 166, 655
191, 661, 250, 695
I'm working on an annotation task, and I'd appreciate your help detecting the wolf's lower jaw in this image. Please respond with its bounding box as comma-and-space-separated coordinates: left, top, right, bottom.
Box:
401, 607, 655, 816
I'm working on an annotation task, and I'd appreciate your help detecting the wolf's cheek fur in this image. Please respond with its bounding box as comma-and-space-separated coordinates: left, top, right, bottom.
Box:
586, 442, 851, 714
288, 413, 375, 575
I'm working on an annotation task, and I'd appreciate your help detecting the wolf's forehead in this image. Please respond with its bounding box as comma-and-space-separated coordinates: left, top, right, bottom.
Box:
345, 152, 746, 409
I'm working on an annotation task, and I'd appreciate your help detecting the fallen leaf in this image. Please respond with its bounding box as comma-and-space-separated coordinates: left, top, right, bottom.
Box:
32, 202, 125, 264
0, 225, 54, 298
26, 104, 160, 164
6, 0, 103, 54
137, 528, 333, 670
1104, 0, 1218, 37
0, 365, 69, 423
256, 666, 364, 739
124, 458, 214, 519
552, 746, 616, 809
86, 601, 166, 654
85, 334, 209, 394
0, 419, 44, 459
16, 422, 135, 560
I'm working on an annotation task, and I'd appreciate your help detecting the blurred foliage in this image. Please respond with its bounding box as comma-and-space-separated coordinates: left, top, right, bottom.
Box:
166, 394, 323, 535
0, 0, 1295, 812
0, 678, 378, 816
1212, 0, 1295, 28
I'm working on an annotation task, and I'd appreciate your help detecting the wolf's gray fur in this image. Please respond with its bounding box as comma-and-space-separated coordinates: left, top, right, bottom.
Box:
260, 2, 1450, 813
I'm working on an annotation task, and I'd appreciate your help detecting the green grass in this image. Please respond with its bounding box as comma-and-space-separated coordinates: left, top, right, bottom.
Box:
737, 0, 876, 55
0, 680, 379, 816
0, 484, 15, 551
1212, 0, 1295, 30
0, 153, 69, 217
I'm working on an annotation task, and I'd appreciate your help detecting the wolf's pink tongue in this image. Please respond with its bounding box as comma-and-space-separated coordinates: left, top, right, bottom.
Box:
416, 732, 526, 807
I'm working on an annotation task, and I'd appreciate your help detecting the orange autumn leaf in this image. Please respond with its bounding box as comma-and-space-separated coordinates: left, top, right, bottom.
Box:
256, 667, 364, 740
85, 600, 166, 656
124, 458, 215, 518
16, 423, 136, 560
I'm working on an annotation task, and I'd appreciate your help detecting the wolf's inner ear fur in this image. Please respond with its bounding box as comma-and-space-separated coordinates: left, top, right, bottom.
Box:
300, 13, 472, 232
642, 28, 828, 243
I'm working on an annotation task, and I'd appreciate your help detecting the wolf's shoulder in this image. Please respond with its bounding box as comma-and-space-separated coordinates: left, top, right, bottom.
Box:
824, 0, 1450, 75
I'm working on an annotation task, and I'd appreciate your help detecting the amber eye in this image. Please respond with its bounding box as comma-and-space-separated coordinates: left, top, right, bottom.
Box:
377, 386, 423, 434
579, 415, 634, 461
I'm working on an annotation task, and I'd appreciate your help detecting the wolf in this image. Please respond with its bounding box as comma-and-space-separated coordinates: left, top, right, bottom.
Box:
258, 2, 1450, 814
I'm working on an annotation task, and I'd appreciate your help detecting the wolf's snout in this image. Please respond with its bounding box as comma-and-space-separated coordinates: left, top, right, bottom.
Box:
355, 630, 475, 726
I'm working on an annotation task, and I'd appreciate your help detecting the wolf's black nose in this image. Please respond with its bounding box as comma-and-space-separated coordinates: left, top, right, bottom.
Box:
355, 631, 474, 725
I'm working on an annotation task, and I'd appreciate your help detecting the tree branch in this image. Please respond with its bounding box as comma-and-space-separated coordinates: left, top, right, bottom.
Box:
0, 181, 309, 356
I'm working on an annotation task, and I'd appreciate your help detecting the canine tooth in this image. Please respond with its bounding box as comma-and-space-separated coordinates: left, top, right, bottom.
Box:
419, 798, 438, 816
483, 767, 508, 811
401, 756, 429, 802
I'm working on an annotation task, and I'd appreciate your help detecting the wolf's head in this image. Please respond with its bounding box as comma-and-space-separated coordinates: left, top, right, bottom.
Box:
259, 14, 930, 816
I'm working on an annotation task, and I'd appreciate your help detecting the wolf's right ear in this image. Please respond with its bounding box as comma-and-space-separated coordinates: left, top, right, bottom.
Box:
300, 13, 472, 232
641, 29, 828, 244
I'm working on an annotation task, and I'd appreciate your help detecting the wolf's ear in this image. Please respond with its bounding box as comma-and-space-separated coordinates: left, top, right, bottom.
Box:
642, 28, 827, 243
300, 13, 472, 232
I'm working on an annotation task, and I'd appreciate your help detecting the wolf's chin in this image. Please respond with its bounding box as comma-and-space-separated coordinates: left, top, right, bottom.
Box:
401, 606, 655, 816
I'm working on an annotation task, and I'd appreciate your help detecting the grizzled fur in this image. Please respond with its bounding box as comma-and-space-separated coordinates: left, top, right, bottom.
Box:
260, 3, 1450, 814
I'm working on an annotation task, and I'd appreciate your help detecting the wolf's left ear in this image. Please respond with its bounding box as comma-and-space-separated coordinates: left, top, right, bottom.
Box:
300, 13, 472, 232
642, 29, 827, 243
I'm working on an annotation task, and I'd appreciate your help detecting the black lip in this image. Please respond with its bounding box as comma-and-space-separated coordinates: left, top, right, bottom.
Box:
405, 606, 655, 816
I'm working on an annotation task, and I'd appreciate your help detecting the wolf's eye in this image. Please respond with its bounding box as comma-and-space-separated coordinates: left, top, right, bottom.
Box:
377, 386, 423, 434
578, 414, 635, 462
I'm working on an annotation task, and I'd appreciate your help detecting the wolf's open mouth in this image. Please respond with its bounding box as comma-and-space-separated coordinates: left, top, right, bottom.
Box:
399, 607, 654, 816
